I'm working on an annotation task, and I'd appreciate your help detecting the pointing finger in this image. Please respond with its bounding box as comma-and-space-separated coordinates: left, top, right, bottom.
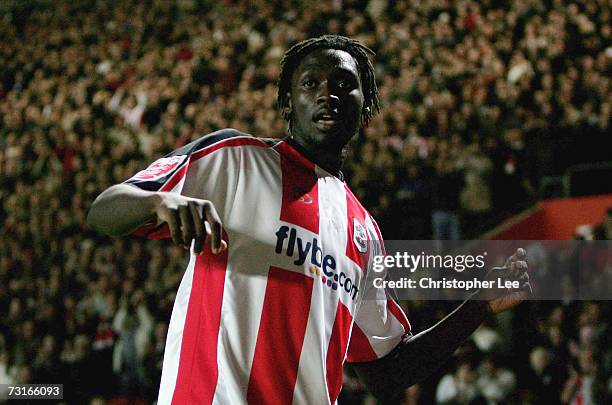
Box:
190, 203, 204, 254
179, 204, 193, 247
165, 209, 181, 247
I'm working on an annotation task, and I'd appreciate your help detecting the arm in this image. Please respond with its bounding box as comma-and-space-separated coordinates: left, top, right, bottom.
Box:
353, 249, 531, 403
87, 183, 226, 254
87, 183, 160, 237
352, 299, 490, 403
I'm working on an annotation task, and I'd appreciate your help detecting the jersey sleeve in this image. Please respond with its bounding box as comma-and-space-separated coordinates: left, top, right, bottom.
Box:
346, 216, 411, 363
123, 128, 253, 239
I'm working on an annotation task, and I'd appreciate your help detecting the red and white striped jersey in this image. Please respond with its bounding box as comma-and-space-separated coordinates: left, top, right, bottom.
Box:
125, 129, 410, 405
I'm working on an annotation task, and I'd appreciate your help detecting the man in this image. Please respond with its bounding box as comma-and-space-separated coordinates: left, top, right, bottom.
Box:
88, 35, 530, 405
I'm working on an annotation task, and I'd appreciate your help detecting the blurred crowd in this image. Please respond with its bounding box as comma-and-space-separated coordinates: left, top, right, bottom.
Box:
343, 298, 610, 404
342, 211, 612, 404
0, 0, 610, 403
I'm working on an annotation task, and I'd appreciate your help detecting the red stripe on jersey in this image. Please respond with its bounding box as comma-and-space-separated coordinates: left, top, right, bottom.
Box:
191, 137, 268, 161
345, 186, 369, 270
247, 267, 313, 404
345, 323, 379, 363
326, 301, 353, 404
132, 222, 161, 238
171, 242, 228, 405
277, 142, 319, 234
144, 225, 170, 239
160, 163, 188, 192
386, 296, 411, 336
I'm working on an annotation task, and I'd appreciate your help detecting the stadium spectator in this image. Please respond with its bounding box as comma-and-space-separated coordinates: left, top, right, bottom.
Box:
0, 345, 15, 386
476, 354, 517, 404
435, 357, 481, 404
430, 153, 464, 247
460, 141, 493, 232
524, 346, 564, 404
561, 347, 606, 404
112, 290, 153, 399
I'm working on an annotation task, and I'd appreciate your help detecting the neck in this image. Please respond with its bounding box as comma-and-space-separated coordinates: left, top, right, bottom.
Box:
285, 136, 346, 176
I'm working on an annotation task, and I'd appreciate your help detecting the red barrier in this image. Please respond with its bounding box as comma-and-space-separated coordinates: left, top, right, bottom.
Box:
487, 194, 612, 240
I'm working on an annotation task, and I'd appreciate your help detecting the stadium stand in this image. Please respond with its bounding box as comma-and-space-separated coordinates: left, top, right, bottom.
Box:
0, 0, 610, 403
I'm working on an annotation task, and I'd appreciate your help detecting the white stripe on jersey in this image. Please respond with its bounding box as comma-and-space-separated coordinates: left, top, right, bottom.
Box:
212, 246, 271, 404
212, 147, 284, 404
157, 254, 196, 405
291, 170, 351, 404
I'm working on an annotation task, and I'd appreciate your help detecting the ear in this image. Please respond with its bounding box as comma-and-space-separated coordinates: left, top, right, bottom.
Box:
282, 94, 292, 119
360, 106, 371, 127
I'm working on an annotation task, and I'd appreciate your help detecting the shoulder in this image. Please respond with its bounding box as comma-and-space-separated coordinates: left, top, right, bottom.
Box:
169, 128, 280, 158
344, 183, 378, 227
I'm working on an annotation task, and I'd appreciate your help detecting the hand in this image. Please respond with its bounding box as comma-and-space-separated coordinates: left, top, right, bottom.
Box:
477, 248, 532, 314
154, 193, 227, 255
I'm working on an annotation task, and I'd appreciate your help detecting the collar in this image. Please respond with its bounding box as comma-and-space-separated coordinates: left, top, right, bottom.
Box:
282, 135, 345, 181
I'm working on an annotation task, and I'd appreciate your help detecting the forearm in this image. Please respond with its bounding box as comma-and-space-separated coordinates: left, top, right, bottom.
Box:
87, 184, 160, 236
353, 299, 491, 403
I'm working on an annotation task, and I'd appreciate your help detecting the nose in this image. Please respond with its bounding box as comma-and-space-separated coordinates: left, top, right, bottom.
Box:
316, 80, 339, 105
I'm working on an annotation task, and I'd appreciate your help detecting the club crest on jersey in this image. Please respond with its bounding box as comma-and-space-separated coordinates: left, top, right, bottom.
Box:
353, 219, 368, 253
132, 155, 186, 181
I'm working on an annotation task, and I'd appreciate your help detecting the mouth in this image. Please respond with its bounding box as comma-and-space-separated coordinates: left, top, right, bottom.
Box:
314, 110, 341, 129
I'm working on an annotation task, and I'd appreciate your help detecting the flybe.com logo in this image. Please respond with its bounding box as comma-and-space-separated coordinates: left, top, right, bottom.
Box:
275, 226, 359, 300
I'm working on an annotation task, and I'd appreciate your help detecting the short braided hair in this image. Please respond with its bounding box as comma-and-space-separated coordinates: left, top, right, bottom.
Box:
277, 35, 380, 128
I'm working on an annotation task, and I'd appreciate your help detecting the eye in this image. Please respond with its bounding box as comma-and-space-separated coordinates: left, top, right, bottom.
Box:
337, 78, 353, 90
302, 79, 317, 89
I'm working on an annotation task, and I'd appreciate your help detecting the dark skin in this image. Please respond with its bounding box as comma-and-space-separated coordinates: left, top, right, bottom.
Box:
88, 46, 530, 401
286, 49, 364, 174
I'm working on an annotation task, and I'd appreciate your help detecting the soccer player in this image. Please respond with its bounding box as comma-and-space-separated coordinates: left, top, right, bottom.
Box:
87, 35, 530, 404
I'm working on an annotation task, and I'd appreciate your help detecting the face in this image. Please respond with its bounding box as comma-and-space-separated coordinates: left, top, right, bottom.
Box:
289, 48, 364, 154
